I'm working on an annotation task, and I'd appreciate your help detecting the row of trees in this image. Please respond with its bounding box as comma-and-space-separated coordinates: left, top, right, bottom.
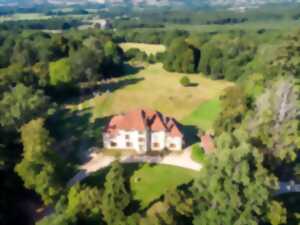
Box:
118, 28, 299, 83
0, 29, 126, 224
38, 160, 194, 225
0, 30, 125, 97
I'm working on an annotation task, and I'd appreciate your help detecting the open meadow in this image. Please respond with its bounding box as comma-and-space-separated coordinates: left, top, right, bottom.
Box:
120, 42, 166, 55
70, 63, 232, 131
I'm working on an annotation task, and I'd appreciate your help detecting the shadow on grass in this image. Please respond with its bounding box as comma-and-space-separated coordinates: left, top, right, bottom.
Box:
187, 82, 199, 87
64, 76, 145, 105
181, 124, 200, 147
47, 107, 111, 167
97, 77, 144, 94
122, 64, 144, 76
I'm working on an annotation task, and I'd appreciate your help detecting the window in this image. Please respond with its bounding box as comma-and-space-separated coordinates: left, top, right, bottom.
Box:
170, 143, 176, 148
139, 137, 145, 142
125, 134, 130, 140
110, 142, 117, 147
153, 142, 160, 148
126, 142, 132, 147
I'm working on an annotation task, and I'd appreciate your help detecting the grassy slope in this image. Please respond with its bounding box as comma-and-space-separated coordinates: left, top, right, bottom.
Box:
119, 42, 166, 55
76, 63, 232, 124
182, 98, 221, 130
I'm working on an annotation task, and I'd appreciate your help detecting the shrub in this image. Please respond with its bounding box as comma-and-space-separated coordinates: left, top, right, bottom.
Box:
191, 144, 205, 163
180, 76, 191, 87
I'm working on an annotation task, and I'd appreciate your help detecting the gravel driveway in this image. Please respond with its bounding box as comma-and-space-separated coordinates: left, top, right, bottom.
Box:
67, 148, 202, 187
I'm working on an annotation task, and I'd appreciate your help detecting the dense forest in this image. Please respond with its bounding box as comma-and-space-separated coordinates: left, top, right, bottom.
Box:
1, 4, 300, 225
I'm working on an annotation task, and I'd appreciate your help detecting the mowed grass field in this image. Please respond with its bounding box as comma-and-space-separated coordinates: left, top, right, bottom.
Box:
74, 63, 232, 130
120, 42, 166, 55
182, 98, 221, 130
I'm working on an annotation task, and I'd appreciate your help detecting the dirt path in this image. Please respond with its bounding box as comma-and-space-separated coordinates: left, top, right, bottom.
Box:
67, 148, 202, 187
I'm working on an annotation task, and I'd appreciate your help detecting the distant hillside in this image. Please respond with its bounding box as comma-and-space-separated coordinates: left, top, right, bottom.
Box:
0, 0, 300, 10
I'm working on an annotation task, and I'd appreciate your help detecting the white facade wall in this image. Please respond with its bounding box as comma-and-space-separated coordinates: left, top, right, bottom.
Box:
151, 131, 167, 151
103, 130, 147, 154
104, 130, 183, 154
166, 136, 183, 151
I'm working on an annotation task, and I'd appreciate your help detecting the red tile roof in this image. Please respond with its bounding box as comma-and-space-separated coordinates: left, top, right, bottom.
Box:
104, 109, 183, 138
201, 134, 215, 154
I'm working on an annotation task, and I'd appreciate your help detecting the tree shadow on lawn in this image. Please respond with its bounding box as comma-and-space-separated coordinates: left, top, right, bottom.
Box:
63, 76, 145, 106
187, 82, 199, 87
97, 77, 144, 94
47, 107, 111, 168
122, 64, 144, 76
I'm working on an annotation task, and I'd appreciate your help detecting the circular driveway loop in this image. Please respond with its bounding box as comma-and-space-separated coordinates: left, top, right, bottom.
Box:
67, 148, 202, 187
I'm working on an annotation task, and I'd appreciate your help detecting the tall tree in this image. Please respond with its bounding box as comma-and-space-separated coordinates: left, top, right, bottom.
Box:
66, 184, 103, 225
248, 77, 300, 163
15, 118, 62, 204
214, 86, 248, 135
193, 129, 279, 225
69, 47, 104, 82
0, 84, 51, 128
101, 161, 131, 225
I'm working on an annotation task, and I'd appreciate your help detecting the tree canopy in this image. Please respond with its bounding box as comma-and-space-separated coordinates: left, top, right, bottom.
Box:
0, 84, 51, 128
15, 118, 63, 204
192, 129, 280, 225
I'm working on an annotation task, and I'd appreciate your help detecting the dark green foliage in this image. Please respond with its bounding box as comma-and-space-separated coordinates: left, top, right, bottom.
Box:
66, 184, 103, 225
163, 38, 199, 73
103, 41, 124, 75
11, 39, 38, 66
269, 30, 300, 77
0, 64, 38, 95
125, 48, 148, 62
37, 184, 104, 225
69, 46, 104, 82
141, 187, 193, 225
0, 84, 51, 128
101, 161, 131, 225
248, 77, 300, 163
193, 129, 279, 225
214, 86, 248, 135
15, 118, 63, 204
0, 18, 82, 30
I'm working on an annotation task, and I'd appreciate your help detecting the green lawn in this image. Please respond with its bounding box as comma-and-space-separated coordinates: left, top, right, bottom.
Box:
84, 163, 198, 209
130, 164, 197, 208
68, 63, 232, 123
182, 98, 221, 130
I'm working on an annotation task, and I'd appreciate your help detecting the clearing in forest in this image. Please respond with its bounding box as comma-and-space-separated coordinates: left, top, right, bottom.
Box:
120, 42, 166, 55
73, 63, 233, 130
